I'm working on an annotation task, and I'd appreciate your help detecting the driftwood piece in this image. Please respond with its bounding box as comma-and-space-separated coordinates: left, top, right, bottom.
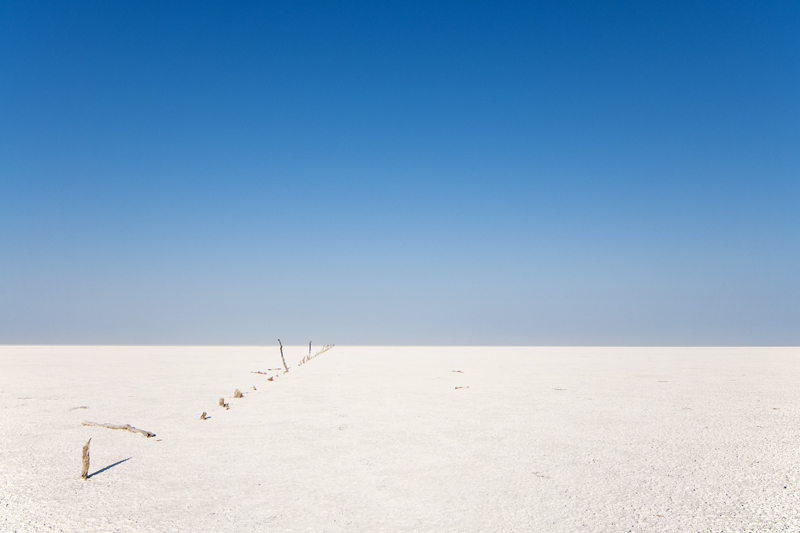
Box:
80, 438, 91, 479
81, 421, 156, 438
312, 344, 334, 358
278, 339, 289, 373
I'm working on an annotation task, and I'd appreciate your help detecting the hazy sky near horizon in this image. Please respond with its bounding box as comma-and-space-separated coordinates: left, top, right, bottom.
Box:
1, 1, 798, 345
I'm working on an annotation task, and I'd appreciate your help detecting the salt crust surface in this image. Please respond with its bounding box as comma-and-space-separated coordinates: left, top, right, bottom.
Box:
1, 345, 799, 532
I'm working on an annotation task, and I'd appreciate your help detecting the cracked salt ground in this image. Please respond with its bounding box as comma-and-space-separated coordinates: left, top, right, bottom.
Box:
1, 345, 800, 532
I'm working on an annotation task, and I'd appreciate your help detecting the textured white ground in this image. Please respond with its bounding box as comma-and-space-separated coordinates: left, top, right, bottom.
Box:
1, 345, 799, 532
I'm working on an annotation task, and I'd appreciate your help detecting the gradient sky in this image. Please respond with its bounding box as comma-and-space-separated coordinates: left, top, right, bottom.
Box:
1, 1, 798, 345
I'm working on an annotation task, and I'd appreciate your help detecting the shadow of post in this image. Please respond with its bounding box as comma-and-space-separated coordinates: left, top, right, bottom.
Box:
87, 457, 132, 479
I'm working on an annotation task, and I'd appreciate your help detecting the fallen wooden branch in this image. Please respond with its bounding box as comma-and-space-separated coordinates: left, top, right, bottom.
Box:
311, 344, 334, 358
81, 421, 156, 438
80, 438, 91, 480
298, 343, 334, 366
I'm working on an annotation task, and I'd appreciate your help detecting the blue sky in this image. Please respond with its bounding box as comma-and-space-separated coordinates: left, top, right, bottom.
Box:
1, 1, 798, 345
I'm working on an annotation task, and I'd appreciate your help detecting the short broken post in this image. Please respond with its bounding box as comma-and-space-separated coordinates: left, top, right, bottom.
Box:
80, 438, 91, 480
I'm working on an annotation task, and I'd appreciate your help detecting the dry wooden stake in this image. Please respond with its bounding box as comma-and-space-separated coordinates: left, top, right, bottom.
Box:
81, 421, 155, 438
80, 438, 91, 480
278, 339, 289, 373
